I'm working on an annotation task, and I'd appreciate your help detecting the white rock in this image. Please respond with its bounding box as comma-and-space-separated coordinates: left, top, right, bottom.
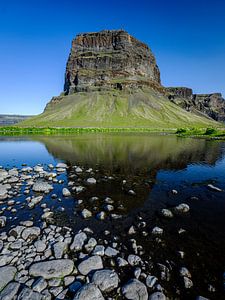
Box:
0, 281, 20, 299
122, 279, 148, 300
34, 240, 46, 252
0, 266, 17, 290
32, 277, 47, 293
117, 257, 128, 267
73, 283, 104, 300
78, 256, 103, 276
105, 246, 119, 257
152, 227, 163, 235
0, 184, 10, 200
92, 269, 119, 292
183, 276, 193, 289
21, 227, 40, 241
92, 245, 105, 256
62, 188, 71, 197
74, 186, 85, 193
32, 181, 53, 193
28, 196, 43, 209
146, 275, 157, 288
86, 178, 96, 185
56, 163, 68, 169
161, 209, 173, 218
174, 203, 190, 214
81, 209, 92, 219
85, 238, 97, 252
29, 259, 74, 279
180, 267, 191, 278
0, 216, 6, 228
70, 232, 87, 251
128, 255, 142, 266
75, 167, 82, 173
96, 212, 106, 220
208, 184, 223, 192
53, 241, 68, 259
149, 292, 166, 300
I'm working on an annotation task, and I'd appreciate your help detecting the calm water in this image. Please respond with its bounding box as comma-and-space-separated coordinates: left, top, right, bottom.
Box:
1, 133, 225, 298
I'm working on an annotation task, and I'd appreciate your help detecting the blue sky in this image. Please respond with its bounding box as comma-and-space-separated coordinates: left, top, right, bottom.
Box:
0, 0, 225, 115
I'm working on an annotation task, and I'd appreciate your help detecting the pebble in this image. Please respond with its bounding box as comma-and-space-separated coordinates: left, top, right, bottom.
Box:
105, 246, 119, 257
81, 209, 92, 219
152, 227, 163, 235
62, 188, 71, 197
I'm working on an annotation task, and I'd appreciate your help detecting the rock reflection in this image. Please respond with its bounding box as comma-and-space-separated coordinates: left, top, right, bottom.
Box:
35, 134, 223, 172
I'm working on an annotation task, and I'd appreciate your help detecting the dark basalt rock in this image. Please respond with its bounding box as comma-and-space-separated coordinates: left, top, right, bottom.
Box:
64, 30, 161, 94
166, 87, 193, 100
166, 87, 225, 122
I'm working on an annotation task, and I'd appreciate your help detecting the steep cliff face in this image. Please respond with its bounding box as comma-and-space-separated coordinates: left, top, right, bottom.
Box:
64, 30, 161, 94
166, 87, 193, 99
192, 93, 225, 122
166, 87, 225, 122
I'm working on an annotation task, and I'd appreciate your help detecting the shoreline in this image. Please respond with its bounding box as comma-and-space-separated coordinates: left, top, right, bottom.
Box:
0, 126, 225, 140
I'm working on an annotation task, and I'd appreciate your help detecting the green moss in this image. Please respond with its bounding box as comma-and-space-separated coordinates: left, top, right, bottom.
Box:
18, 89, 220, 129
176, 127, 225, 139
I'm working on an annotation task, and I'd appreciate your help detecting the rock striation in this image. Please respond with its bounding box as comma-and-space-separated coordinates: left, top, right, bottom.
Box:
64, 30, 161, 94
166, 88, 225, 121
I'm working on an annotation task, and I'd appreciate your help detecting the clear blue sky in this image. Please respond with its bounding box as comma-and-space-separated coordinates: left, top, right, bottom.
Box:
0, 0, 225, 115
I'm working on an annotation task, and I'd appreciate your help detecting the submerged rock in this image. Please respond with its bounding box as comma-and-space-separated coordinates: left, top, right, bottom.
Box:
152, 227, 163, 235
62, 188, 71, 197
161, 209, 173, 218
174, 203, 190, 214
86, 178, 97, 185
207, 184, 223, 192
81, 209, 92, 219
32, 181, 53, 193
0, 216, 6, 228
0, 184, 10, 200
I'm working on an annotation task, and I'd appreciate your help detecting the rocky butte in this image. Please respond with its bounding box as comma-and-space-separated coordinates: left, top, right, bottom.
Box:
20, 30, 224, 127
64, 30, 161, 94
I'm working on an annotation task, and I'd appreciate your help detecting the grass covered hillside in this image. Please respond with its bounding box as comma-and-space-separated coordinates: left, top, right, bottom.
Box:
20, 89, 219, 128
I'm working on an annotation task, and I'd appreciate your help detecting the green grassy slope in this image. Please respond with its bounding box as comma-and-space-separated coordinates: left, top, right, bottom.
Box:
20, 89, 219, 128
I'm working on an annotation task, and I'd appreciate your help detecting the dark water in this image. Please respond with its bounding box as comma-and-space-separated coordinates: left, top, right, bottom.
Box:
1, 133, 225, 299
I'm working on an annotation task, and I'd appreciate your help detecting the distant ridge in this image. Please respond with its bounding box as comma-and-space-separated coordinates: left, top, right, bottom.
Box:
0, 114, 32, 126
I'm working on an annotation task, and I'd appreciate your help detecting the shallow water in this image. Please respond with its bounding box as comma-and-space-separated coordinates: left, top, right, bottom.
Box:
1, 133, 225, 299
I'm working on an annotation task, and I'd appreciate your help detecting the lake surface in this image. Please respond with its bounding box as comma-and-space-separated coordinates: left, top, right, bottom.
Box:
1, 133, 225, 299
